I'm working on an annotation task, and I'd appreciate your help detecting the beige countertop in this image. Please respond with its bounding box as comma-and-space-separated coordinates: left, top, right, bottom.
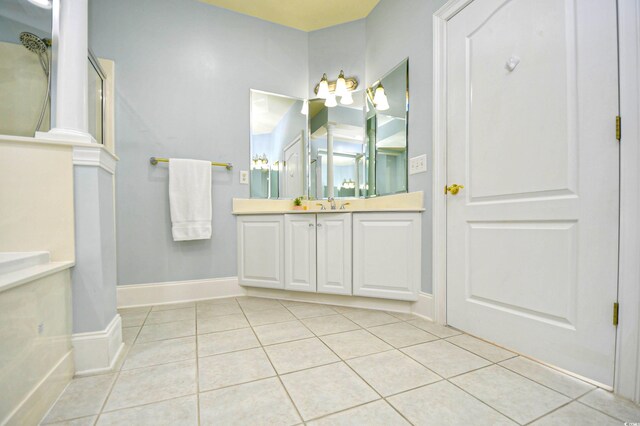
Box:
232, 208, 425, 215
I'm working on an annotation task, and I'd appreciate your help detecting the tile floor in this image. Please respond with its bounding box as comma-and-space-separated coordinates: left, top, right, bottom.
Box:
42, 296, 640, 425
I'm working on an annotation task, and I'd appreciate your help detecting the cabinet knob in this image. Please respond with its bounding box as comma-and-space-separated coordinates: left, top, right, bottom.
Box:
308, 223, 314, 227
317, 223, 323, 227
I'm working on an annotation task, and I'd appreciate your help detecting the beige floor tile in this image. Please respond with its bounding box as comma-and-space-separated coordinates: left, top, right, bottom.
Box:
406, 318, 462, 338
286, 303, 338, 319
197, 327, 260, 357
196, 313, 249, 334
122, 326, 140, 345
281, 362, 378, 421
120, 310, 148, 327
122, 336, 195, 370
97, 395, 197, 425
308, 400, 409, 426
301, 315, 360, 336
199, 377, 301, 425
198, 348, 275, 391
145, 307, 195, 325
347, 350, 441, 396
237, 297, 283, 313
388, 381, 515, 425
264, 338, 340, 374
43, 374, 116, 423
385, 311, 416, 321
341, 309, 400, 328
151, 302, 195, 311
579, 388, 640, 422
531, 401, 620, 425
402, 340, 490, 378
104, 359, 196, 412
446, 334, 516, 362
368, 322, 438, 348
45, 416, 98, 426
196, 302, 242, 318
320, 330, 392, 360
451, 365, 570, 424
500, 357, 595, 398
253, 320, 314, 346
244, 307, 296, 326
277, 299, 309, 307
137, 319, 195, 343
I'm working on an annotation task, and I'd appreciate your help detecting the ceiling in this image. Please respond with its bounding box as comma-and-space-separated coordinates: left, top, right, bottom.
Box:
199, 0, 380, 32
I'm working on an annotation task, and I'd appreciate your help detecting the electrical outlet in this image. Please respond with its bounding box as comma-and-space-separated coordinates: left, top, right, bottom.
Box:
240, 170, 249, 184
410, 154, 427, 175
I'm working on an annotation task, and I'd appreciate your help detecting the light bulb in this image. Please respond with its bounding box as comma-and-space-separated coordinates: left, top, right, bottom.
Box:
300, 99, 309, 115
325, 93, 337, 108
335, 70, 347, 97
317, 74, 330, 99
373, 84, 389, 111
340, 91, 353, 105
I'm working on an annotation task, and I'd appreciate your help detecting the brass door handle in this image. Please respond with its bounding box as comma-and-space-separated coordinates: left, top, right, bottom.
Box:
445, 184, 464, 195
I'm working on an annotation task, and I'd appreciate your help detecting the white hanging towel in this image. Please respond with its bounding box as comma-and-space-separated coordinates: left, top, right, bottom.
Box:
169, 158, 212, 241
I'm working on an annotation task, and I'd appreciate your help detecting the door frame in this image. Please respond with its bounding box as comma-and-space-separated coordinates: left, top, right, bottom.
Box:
432, 0, 640, 402
282, 133, 303, 199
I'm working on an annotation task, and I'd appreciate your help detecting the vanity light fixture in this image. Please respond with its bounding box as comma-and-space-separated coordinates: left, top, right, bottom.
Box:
317, 74, 330, 99
314, 71, 359, 107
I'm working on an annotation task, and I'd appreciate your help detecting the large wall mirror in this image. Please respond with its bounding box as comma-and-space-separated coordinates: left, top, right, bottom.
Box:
249, 58, 408, 200
250, 90, 307, 199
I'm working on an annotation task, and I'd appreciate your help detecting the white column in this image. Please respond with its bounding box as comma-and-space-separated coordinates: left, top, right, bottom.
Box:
40, 0, 93, 143
326, 123, 335, 198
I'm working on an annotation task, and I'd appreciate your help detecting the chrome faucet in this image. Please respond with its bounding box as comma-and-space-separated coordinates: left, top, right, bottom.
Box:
316, 203, 326, 211
328, 197, 336, 210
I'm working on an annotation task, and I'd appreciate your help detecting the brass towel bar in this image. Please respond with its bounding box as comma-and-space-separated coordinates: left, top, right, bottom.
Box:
149, 157, 233, 170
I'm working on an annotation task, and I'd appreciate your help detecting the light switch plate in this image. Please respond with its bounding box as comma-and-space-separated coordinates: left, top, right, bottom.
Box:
409, 154, 427, 175
240, 170, 249, 184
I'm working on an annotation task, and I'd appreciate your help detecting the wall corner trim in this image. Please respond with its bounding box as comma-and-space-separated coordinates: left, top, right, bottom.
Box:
72, 145, 118, 174
71, 314, 124, 376
117, 276, 246, 309
411, 292, 435, 321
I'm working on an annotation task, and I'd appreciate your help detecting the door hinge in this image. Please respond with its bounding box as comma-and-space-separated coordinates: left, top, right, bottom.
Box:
616, 116, 621, 141
613, 302, 619, 326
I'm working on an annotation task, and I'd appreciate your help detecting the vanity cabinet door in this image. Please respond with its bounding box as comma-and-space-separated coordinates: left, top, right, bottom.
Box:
352, 213, 421, 301
284, 214, 317, 292
237, 215, 284, 289
317, 213, 352, 295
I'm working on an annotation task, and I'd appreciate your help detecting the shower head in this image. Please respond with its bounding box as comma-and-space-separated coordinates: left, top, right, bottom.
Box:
19, 32, 48, 54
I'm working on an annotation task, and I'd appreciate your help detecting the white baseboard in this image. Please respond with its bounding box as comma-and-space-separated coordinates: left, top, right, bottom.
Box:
411, 292, 435, 321
4, 350, 74, 426
117, 277, 245, 308
72, 314, 124, 376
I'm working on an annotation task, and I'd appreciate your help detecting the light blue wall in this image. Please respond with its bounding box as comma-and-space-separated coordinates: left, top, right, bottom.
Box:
366, 0, 447, 293
89, 0, 309, 285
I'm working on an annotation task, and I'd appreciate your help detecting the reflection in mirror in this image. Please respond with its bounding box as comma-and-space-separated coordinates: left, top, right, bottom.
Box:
250, 90, 307, 199
0, 0, 53, 137
309, 91, 366, 199
367, 59, 408, 196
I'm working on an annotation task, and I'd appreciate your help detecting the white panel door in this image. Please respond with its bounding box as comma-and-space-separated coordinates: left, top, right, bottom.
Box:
353, 213, 420, 301
237, 215, 284, 289
446, 0, 619, 385
283, 135, 303, 199
284, 214, 316, 292
317, 213, 352, 295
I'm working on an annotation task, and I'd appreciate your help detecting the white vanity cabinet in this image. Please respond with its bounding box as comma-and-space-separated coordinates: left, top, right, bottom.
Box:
352, 213, 421, 301
236, 211, 420, 301
237, 215, 284, 289
284, 214, 316, 292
